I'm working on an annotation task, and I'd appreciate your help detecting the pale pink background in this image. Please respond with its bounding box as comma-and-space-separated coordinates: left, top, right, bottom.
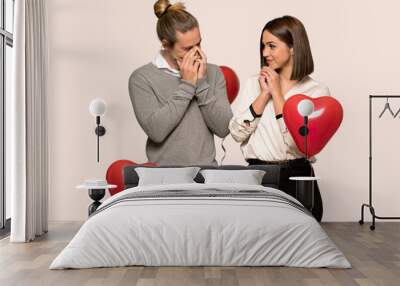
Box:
47, 0, 400, 222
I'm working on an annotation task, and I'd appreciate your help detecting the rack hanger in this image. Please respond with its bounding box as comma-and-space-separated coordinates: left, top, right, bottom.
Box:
378, 97, 395, 118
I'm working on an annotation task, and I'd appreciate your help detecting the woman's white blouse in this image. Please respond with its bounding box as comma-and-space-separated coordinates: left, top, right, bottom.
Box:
229, 75, 330, 162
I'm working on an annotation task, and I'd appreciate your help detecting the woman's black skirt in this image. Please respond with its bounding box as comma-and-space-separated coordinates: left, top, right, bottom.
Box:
247, 158, 323, 222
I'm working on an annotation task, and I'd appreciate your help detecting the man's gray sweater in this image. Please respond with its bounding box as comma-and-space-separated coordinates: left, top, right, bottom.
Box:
128, 63, 233, 166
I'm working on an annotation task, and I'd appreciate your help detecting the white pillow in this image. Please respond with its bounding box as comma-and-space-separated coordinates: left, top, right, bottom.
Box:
200, 169, 266, 185
135, 167, 201, 186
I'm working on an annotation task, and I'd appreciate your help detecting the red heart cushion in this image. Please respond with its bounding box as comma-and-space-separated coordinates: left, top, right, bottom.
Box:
283, 94, 343, 157
106, 160, 158, 196
219, 66, 240, 104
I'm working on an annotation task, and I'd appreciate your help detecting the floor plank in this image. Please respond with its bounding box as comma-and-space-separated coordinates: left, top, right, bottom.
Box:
0, 222, 399, 286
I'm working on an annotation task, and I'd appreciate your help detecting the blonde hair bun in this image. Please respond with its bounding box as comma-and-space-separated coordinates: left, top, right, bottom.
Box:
154, 0, 186, 19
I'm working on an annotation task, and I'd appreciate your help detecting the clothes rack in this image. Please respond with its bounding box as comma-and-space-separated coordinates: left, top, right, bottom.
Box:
359, 95, 400, 230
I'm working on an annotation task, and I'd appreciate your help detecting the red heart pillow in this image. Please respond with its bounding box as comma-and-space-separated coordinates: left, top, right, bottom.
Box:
219, 66, 240, 104
106, 160, 158, 196
283, 94, 343, 157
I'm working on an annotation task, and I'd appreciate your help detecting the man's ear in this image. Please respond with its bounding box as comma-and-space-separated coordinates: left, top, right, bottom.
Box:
290, 47, 294, 56
161, 39, 171, 50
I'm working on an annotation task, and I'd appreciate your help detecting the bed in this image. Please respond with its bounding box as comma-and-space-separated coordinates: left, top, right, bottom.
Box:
50, 165, 350, 269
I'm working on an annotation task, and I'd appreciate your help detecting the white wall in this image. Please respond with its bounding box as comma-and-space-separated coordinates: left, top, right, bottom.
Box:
47, 0, 400, 222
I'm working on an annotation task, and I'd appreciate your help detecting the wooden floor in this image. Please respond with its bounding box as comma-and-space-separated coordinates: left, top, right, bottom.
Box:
0, 222, 399, 286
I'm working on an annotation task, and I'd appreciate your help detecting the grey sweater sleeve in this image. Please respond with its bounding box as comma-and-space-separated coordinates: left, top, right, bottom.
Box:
195, 68, 233, 138
128, 72, 196, 143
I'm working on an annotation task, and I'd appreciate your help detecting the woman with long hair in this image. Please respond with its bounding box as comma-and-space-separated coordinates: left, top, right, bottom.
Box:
229, 16, 330, 221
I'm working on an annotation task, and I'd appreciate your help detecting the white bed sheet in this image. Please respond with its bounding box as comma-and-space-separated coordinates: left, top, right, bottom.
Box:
50, 183, 351, 269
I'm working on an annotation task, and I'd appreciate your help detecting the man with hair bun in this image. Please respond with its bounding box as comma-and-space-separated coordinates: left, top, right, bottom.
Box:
129, 0, 232, 166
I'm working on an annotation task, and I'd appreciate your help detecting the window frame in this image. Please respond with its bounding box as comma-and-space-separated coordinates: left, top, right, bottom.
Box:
0, 0, 14, 234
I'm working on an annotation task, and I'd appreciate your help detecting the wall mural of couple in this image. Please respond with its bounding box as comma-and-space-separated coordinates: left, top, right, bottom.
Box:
123, 0, 343, 221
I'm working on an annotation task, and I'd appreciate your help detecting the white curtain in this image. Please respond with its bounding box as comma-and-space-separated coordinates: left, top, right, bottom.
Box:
8, 0, 49, 242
